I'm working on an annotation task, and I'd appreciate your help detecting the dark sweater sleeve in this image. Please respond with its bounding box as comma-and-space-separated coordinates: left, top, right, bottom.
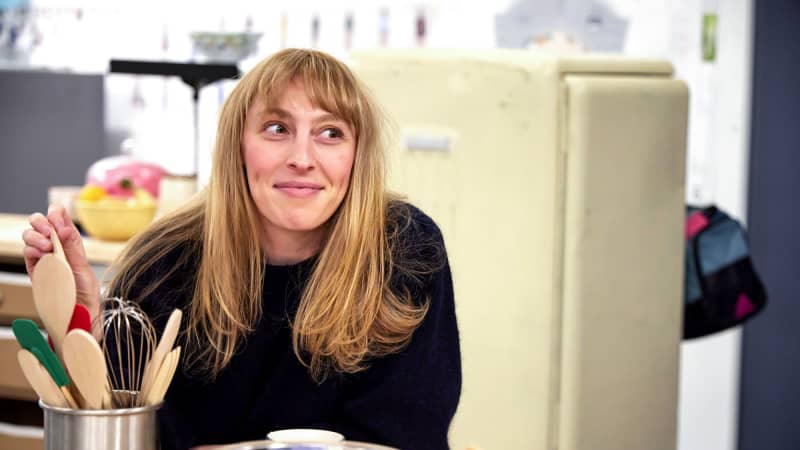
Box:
328, 217, 462, 450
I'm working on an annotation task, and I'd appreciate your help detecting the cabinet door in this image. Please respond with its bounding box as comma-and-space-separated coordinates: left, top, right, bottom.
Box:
0, 423, 43, 450
0, 273, 39, 326
0, 328, 36, 401
558, 75, 688, 450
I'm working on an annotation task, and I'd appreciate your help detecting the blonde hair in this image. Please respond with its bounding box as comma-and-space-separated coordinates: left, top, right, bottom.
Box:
108, 49, 434, 381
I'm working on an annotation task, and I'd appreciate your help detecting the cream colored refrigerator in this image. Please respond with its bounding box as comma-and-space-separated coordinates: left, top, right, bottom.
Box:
351, 50, 688, 450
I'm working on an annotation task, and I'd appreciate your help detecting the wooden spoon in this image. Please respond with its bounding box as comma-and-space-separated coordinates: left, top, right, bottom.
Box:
139, 309, 182, 402
12, 319, 78, 408
31, 226, 76, 361
17, 349, 69, 408
62, 329, 110, 409
49, 224, 65, 259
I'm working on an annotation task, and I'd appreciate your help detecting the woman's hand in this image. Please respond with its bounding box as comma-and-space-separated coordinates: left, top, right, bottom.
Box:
22, 204, 101, 322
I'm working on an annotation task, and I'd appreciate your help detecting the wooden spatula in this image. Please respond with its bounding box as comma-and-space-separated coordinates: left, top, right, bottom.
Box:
17, 349, 69, 408
145, 346, 180, 406
31, 226, 76, 360
139, 309, 182, 402
62, 329, 110, 409
12, 319, 78, 408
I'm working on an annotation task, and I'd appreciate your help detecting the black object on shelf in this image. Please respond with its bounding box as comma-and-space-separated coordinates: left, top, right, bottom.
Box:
110, 59, 240, 101
108, 59, 241, 181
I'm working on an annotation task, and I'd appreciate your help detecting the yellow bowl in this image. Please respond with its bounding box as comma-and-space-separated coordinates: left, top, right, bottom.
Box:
76, 200, 157, 241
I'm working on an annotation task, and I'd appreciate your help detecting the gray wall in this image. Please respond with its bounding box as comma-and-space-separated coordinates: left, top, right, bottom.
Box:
739, 1, 800, 449
0, 70, 106, 214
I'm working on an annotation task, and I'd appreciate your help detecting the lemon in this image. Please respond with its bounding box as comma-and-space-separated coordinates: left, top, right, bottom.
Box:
78, 185, 107, 202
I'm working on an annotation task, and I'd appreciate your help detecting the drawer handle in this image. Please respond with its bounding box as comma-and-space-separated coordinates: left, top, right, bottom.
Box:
0, 288, 4, 306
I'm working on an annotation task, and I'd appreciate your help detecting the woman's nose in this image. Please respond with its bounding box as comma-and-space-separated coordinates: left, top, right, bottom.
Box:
287, 135, 314, 170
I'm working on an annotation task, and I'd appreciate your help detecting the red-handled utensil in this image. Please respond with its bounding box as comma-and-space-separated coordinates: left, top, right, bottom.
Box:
48, 304, 92, 352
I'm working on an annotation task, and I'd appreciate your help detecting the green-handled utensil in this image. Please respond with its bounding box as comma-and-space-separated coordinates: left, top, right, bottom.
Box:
12, 319, 78, 408
17, 349, 69, 407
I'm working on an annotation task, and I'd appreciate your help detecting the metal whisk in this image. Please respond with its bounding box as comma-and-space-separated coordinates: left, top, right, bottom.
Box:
99, 297, 157, 408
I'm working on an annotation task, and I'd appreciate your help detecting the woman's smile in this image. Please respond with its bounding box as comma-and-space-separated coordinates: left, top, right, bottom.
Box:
274, 180, 325, 198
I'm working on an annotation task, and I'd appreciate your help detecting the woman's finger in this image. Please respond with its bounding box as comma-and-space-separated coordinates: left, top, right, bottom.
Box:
47, 204, 89, 266
21, 229, 53, 253
23, 245, 44, 276
46, 204, 67, 229
28, 212, 52, 238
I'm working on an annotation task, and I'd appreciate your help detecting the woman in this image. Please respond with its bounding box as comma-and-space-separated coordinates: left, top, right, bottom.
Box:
23, 49, 461, 449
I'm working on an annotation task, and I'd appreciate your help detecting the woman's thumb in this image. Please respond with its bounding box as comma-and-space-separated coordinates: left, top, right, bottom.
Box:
48, 204, 86, 264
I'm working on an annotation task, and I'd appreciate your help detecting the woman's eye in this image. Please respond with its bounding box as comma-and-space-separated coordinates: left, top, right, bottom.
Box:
264, 123, 287, 134
320, 127, 344, 139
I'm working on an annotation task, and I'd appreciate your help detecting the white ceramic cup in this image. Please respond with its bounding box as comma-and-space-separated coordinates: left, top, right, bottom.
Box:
156, 175, 197, 218
266, 429, 345, 444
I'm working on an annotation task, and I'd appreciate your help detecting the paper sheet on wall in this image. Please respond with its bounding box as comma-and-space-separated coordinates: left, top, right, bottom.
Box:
495, 0, 628, 52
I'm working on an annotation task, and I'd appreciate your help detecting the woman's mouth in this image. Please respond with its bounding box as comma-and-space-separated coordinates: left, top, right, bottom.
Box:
274, 181, 324, 198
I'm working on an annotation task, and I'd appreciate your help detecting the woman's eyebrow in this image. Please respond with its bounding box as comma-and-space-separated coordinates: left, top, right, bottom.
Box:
261, 107, 349, 129
262, 108, 341, 122
312, 113, 347, 125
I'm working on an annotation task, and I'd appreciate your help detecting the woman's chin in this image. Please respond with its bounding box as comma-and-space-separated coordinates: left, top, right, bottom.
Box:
277, 217, 328, 234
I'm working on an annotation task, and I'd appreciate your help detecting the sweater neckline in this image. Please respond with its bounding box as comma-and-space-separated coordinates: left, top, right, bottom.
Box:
264, 254, 318, 270
261, 255, 317, 322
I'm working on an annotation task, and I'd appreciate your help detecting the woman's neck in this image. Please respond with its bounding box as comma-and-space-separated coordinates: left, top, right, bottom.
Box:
261, 224, 324, 266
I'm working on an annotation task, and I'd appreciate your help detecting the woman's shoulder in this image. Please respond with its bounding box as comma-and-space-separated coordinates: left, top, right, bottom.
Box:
386, 200, 445, 247
386, 200, 448, 295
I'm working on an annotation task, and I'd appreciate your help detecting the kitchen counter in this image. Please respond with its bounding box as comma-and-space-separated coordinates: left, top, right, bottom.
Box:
0, 214, 125, 265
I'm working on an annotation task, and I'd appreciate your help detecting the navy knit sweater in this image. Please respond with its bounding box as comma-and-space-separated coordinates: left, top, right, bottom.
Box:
121, 204, 461, 450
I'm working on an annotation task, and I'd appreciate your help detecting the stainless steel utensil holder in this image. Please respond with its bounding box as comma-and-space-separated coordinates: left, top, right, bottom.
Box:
40, 394, 160, 450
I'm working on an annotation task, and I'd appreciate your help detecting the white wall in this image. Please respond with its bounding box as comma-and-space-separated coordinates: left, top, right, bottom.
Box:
678, 1, 754, 450
625, 1, 753, 449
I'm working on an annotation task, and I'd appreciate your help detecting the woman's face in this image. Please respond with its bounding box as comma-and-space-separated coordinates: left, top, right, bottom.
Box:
242, 81, 356, 242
